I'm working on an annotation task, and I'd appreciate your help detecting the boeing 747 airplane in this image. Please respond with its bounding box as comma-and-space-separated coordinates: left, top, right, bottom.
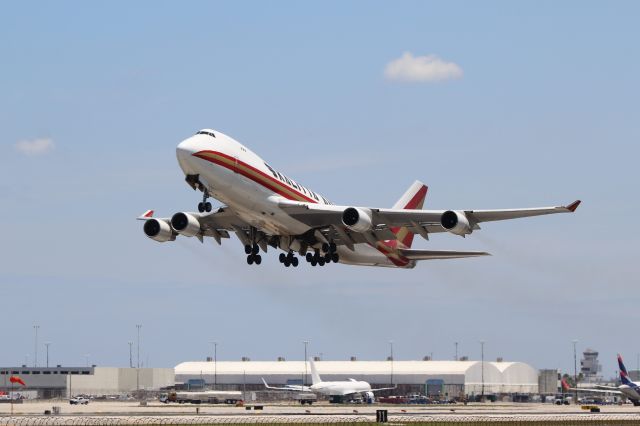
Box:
139, 128, 580, 268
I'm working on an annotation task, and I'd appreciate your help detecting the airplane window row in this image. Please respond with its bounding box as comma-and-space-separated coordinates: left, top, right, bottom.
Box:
264, 163, 331, 204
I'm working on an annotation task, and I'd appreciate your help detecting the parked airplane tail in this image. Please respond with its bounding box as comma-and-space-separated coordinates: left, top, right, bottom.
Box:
561, 378, 570, 391
390, 181, 428, 248
309, 358, 322, 385
618, 354, 633, 385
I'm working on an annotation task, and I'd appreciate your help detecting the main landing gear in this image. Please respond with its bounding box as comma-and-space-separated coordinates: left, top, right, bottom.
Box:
245, 244, 262, 265
197, 189, 212, 213
279, 251, 299, 267
305, 242, 339, 267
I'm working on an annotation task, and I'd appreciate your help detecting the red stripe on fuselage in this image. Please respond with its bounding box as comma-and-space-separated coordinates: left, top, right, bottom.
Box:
193, 150, 317, 203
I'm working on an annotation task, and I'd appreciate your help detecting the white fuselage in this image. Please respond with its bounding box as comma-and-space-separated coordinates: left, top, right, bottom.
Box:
176, 130, 407, 267
620, 384, 640, 401
310, 380, 372, 397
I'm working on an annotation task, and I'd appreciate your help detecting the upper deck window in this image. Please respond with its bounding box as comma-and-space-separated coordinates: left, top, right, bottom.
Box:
196, 130, 216, 138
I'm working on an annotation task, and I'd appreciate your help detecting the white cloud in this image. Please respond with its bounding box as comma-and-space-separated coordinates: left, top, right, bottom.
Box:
15, 138, 54, 156
384, 52, 463, 82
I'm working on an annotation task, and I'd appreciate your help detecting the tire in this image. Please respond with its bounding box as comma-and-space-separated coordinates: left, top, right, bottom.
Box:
310, 259, 317, 266
284, 260, 290, 267
318, 258, 325, 266
330, 242, 337, 252
332, 253, 339, 263
279, 253, 286, 263
244, 245, 252, 254
205, 202, 212, 212
252, 244, 259, 255
306, 253, 313, 262
322, 243, 329, 253
324, 253, 331, 262
292, 257, 299, 267
255, 255, 262, 265
247, 255, 254, 265
198, 202, 205, 213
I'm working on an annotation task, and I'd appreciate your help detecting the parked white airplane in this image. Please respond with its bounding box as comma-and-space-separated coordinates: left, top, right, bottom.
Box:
139, 128, 580, 267
562, 354, 640, 406
261, 359, 395, 401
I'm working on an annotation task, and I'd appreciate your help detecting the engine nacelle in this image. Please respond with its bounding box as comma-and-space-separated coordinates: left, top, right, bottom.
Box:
143, 219, 174, 242
342, 207, 373, 233
440, 210, 472, 236
170, 212, 201, 237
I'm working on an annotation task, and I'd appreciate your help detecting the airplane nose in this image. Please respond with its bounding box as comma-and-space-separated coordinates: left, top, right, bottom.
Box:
176, 138, 197, 174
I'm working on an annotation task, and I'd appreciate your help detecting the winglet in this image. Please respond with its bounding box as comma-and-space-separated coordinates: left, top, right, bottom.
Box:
136, 210, 154, 220
565, 200, 581, 212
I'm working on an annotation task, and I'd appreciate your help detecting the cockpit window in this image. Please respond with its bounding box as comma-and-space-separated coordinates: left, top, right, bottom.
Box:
196, 130, 216, 138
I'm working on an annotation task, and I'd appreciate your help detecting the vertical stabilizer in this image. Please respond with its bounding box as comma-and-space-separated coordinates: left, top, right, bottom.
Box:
618, 354, 633, 385
309, 358, 322, 385
390, 180, 428, 248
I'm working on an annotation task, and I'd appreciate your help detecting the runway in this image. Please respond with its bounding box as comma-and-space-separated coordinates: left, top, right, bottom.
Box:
1, 401, 640, 424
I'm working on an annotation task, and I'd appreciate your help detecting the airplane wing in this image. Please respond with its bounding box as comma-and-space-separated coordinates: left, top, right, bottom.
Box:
261, 378, 310, 392
370, 386, 397, 392
565, 387, 622, 395
279, 199, 580, 246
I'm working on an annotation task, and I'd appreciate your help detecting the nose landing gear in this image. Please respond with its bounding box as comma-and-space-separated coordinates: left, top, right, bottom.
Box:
197, 189, 212, 213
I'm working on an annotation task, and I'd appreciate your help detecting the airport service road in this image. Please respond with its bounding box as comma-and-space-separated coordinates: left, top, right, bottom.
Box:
1, 402, 640, 424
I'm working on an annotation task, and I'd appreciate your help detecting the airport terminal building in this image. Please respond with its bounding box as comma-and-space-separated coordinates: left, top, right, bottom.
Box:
175, 359, 538, 398
0, 366, 174, 398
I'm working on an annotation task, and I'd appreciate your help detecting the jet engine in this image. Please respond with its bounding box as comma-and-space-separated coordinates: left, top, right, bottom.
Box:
440, 210, 472, 236
342, 207, 373, 233
143, 219, 174, 242
170, 212, 201, 237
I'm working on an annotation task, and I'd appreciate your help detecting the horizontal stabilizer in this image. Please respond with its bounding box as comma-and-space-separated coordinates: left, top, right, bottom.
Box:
399, 249, 490, 260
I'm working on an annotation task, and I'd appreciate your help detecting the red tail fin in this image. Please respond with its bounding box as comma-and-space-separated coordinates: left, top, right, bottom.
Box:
561, 378, 570, 391
390, 181, 428, 248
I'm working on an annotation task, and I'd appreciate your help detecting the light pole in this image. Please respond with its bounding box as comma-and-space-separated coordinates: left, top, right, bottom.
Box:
480, 340, 485, 399
455, 342, 458, 361
128, 342, 133, 368
303, 341, 309, 388
572, 340, 578, 404
210, 341, 218, 389
389, 341, 394, 386
33, 325, 40, 367
45, 342, 51, 368
136, 324, 142, 396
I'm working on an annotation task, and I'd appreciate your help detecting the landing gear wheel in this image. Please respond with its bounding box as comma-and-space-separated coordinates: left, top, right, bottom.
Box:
318, 258, 325, 266
284, 259, 291, 267
310, 259, 317, 266
198, 202, 205, 213
279, 253, 286, 263
321, 243, 330, 253
244, 245, 252, 255
204, 202, 212, 212
306, 253, 313, 263
254, 255, 262, 265
332, 253, 339, 263
247, 255, 254, 265
252, 244, 259, 255
292, 257, 299, 267
329, 242, 337, 252
324, 253, 332, 263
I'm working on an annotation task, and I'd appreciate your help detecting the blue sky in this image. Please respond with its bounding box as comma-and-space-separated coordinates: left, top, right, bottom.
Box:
0, 1, 638, 379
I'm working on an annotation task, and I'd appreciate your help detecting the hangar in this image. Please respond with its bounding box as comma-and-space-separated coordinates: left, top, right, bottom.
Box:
174, 359, 538, 397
